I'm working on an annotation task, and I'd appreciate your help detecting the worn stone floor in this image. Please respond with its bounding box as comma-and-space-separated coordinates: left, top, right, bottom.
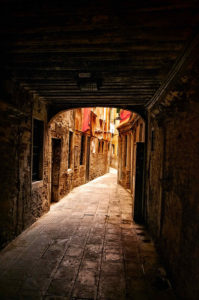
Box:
0, 170, 176, 300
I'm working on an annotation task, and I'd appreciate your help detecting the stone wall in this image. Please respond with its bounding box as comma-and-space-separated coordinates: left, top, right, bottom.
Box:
49, 110, 75, 200
110, 154, 118, 169
48, 111, 109, 201
0, 102, 110, 249
73, 133, 86, 188
146, 42, 199, 300
0, 81, 49, 249
31, 97, 49, 226
89, 137, 109, 180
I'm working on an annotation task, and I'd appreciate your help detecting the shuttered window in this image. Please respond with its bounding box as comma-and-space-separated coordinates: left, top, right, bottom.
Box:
68, 131, 73, 169
80, 134, 85, 165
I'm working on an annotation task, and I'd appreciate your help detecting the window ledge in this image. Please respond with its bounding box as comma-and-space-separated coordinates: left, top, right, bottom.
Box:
67, 168, 73, 174
32, 180, 43, 188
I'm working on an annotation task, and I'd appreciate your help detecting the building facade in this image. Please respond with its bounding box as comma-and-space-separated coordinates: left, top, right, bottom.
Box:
32, 107, 114, 211
117, 111, 145, 220
109, 108, 119, 169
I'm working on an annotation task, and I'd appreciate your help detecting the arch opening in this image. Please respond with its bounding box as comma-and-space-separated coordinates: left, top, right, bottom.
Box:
32, 107, 146, 223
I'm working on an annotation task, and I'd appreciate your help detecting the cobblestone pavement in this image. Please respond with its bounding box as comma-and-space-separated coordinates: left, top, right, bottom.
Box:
0, 170, 176, 300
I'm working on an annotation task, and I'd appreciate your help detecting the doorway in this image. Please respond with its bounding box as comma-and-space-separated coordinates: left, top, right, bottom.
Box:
51, 138, 61, 202
86, 136, 91, 182
134, 142, 145, 223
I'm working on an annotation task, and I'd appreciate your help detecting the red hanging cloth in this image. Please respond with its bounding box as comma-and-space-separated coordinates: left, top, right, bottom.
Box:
82, 108, 91, 132
120, 109, 131, 123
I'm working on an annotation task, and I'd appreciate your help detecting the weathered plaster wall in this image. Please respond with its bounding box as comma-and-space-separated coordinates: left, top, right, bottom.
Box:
118, 117, 145, 192
89, 138, 109, 180
110, 131, 119, 169
110, 154, 118, 169
146, 45, 199, 300
73, 132, 86, 188
118, 133, 131, 189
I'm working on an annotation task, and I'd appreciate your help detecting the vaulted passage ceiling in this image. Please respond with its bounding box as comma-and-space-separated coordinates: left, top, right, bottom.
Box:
0, 0, 198, 113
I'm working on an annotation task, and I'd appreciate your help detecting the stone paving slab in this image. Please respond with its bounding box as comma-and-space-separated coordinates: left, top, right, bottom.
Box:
0, 171, 176, 300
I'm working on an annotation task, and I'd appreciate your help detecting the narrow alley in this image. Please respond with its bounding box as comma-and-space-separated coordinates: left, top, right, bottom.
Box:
0, 2, 199, 299
0, 170, 175, 300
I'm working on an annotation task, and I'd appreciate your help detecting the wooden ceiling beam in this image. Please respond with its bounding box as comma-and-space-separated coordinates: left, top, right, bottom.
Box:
3, 45, 183, 55
0, 27, 190, 42
5, 63, 174, 73
46, 99, 148, 105
1, 7, 197, 29
38, 90, 155, 96
1, 38, 185, 50
24, 86, 157, 92
42, 94, 151, 100
5, 53, 179, 63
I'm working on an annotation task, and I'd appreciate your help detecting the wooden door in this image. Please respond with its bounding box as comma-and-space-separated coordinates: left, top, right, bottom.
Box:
51, 138, 61, 202
134, 142, 145, 223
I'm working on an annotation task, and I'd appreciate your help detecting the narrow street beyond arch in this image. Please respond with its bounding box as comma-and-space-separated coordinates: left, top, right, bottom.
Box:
0, 170, 176, 299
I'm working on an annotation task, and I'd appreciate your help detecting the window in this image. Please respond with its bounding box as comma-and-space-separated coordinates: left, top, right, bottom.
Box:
32, 119, 44, 181
98, 140, 101, 153
102, 141, 104, 153
112, 144, 115, 154
124, 135, 127, 167
80, 134, 85, 165
68, 131, 73, 169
